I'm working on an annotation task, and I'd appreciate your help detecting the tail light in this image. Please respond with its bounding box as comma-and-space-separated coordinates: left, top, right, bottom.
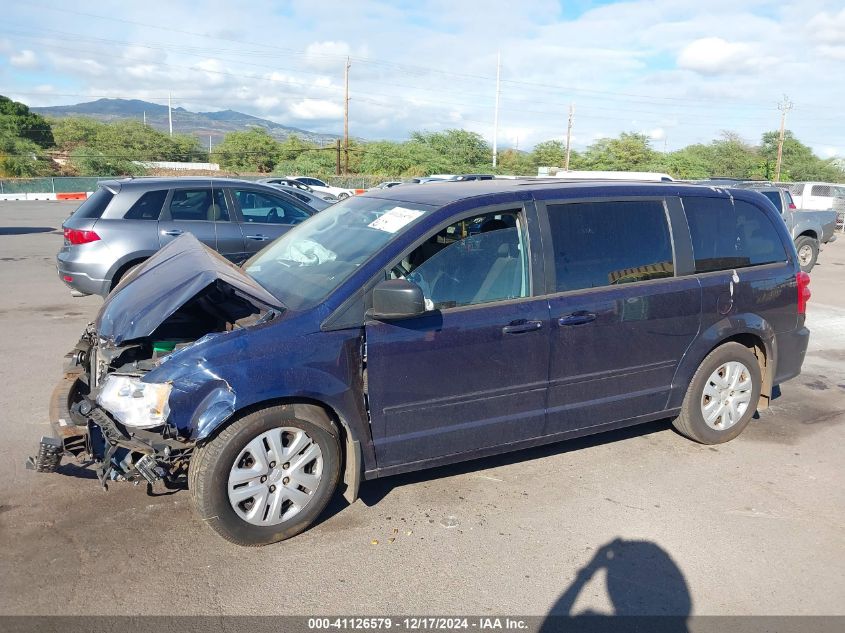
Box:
796, 271, 811, 315
788, 202, 796, 209
64, 227, 100, 245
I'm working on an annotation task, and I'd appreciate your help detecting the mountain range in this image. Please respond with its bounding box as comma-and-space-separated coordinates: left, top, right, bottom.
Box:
32, 98, 340, 146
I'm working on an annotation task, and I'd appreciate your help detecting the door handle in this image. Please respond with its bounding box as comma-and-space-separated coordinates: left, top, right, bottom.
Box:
246, 234, 271, 241
558, 311, 597, 326
161, 229, 184, 236
502, 320, 544, 334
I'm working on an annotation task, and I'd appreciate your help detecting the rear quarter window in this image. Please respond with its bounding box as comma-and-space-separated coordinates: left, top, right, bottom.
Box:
760, 191, 783, 212
124, 190, 168, 220
69, 187, 114, 220
683, 197, 787, 273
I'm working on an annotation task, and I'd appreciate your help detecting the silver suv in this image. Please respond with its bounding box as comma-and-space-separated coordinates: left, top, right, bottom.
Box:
57, 177, 315, 296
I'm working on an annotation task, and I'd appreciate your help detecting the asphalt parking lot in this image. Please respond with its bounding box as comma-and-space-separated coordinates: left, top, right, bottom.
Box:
0, 201, 843, 616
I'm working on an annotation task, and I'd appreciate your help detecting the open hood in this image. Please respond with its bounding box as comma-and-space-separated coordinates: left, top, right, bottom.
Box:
96, 234, 283, 346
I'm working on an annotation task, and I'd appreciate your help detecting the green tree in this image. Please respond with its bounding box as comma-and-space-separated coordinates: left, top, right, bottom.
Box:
68, 146, 144, 176
212, 128, 280, 172
759, 130, 844, 182
580, 132, 657, 171
410, 129, 491, 172
531, 140, 566, 168
0, 132, 52, 177
496, 149, 536, 175
0, 95, 54, 148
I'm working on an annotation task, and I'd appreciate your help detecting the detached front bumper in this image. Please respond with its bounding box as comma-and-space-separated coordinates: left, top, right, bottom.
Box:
28, 369, 192, 488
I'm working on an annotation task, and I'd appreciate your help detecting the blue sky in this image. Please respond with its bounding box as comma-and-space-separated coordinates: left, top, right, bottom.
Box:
1, 0, 843, 157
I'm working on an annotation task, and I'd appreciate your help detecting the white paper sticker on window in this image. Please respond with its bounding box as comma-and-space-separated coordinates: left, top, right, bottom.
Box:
368, 207, 424, 233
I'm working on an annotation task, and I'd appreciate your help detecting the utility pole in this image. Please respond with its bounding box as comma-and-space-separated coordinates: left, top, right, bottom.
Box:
343, 57, 350, 175
492, 51, 501, 168
336, 139, 342, 176
774, 94, 793, 182
564, 103, 575, 171
168, 92, 173, 137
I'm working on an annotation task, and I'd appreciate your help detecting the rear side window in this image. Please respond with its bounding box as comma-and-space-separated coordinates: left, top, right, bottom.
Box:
70, 187, 113, 219
684, 197, 786, 273
811, 184, 832, 197
124, 190, 167, 220
168, 189, 229, 221
791, 183, 805, 195
546, 200, 674, 292
760, 191, 783, 212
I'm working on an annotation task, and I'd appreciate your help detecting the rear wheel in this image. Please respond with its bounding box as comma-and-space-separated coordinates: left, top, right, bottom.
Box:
672, 342, 762, 444
189, 404, 341, 546
794, 235, 818, 273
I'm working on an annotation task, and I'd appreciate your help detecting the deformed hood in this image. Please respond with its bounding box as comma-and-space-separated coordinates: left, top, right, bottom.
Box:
96, 233, 282, 345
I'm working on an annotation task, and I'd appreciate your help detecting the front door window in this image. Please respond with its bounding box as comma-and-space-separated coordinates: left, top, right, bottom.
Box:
390, 210, 529, 310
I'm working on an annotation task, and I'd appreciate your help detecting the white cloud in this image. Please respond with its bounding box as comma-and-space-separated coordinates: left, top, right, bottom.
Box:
10, 49, 38, 69
805, 9, 845, 46
288, 98, 343, 120
647, 127, 666, 141
2, 0, 843, 151
676, 37, 761, 75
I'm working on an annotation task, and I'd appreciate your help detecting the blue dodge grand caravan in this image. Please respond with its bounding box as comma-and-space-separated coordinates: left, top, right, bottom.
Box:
31, 180, 811, 545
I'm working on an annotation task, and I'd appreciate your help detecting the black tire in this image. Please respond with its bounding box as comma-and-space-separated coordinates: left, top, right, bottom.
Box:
110, 259, 146, 292
672, 342, 762, 444
337, 192, 350, 200
189, 404, 341, 546
794, 235, 818, 273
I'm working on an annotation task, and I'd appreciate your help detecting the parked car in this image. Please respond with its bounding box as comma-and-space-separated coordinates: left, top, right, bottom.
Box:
33, 180, 810, 545
789, 182, 845, 212
735, 183, 837, 272
257, 178, 338, 202
291, 176, 355, 199
56, 178, 315, 297
263, 183, 335, 211
369, 181, 404, 190
449, 174, 496, 181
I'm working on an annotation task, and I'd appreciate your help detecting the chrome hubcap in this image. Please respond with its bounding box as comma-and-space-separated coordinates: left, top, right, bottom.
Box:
227, 427, 323, 526
700, 361, 753, 431
798, 245, 813, 266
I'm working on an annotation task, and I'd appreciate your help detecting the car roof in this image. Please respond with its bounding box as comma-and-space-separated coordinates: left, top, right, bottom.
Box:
360, 178, 754, 207
97, 177, 272, 193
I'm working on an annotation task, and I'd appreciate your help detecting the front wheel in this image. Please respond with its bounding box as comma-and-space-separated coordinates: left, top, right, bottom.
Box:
189, 405, 341, 546
794, 235, 818, 273
672, 342, 762, 444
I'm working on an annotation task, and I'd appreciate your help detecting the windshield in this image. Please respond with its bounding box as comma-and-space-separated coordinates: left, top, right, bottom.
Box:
244, 196, 435, 310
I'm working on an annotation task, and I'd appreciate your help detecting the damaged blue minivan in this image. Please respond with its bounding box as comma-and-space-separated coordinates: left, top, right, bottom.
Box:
31, 180, 811, 545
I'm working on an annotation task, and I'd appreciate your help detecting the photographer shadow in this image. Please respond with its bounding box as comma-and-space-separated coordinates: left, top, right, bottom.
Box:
541, 538, 691, 633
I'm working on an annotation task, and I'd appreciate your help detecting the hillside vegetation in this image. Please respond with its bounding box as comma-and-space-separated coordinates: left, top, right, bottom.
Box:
2, 95, 842, 182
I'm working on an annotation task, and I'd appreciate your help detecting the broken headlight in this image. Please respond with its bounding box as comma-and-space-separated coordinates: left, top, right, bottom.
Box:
96, 375, 172, 429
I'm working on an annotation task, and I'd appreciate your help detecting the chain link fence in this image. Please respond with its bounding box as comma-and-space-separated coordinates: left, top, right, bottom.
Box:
0, 177, 108, 194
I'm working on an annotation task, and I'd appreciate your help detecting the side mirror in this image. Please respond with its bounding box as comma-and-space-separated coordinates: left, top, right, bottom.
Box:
370, 279, 426, 320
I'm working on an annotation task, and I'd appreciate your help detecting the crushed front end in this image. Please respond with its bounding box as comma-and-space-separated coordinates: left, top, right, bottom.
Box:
27, 234, 282, 490
29, 324, 200, 488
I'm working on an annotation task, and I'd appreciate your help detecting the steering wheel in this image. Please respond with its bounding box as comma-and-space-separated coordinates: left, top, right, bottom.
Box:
266, 207, 280, 223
